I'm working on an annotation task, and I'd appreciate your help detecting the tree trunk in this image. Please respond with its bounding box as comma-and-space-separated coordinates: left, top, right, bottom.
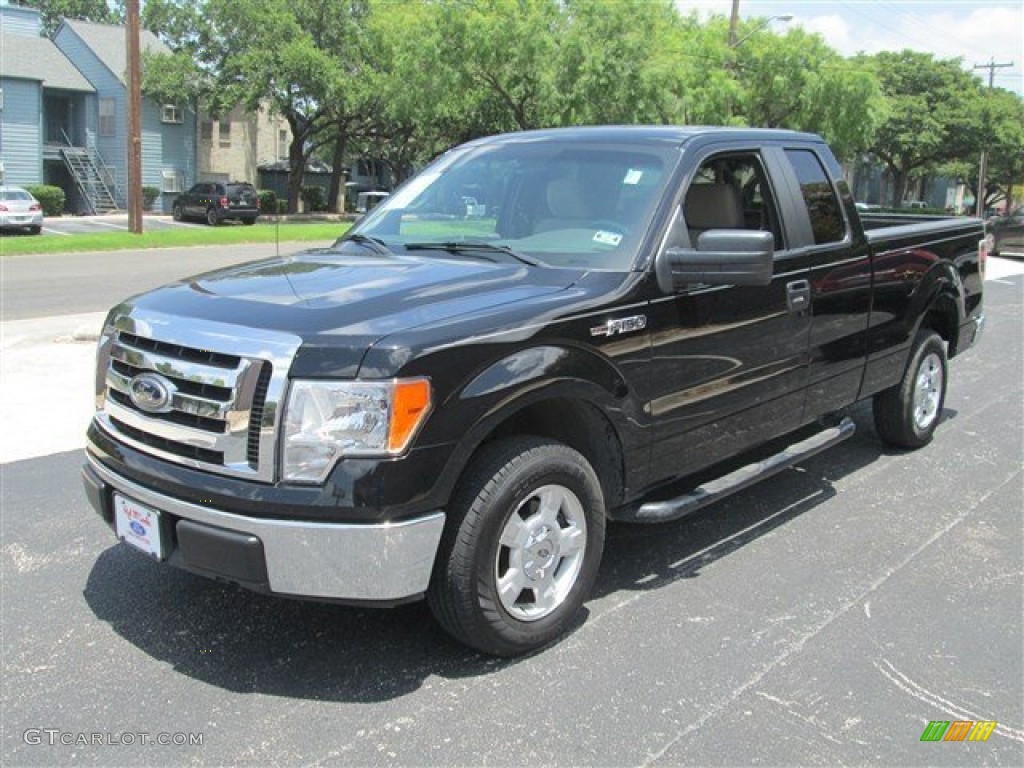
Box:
891, 168, 909, 208
327, 125, 347, 214
287, 134, 306, 214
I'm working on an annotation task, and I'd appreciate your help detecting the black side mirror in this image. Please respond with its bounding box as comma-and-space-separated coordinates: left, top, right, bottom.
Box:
656, 230, 774, 292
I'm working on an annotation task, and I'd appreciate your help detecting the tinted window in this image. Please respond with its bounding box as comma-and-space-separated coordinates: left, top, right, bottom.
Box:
785, 149, 845, 245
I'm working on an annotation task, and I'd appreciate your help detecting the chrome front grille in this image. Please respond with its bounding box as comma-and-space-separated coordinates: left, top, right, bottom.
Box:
94, 307, 302, 483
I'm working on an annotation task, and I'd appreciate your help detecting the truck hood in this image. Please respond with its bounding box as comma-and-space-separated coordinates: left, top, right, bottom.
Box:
124, 248, 584, 376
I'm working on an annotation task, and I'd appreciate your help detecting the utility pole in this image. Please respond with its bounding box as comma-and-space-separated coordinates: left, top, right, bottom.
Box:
126, 0, 143, 234
728, 0, 740, 48
972, 57, 1013, 218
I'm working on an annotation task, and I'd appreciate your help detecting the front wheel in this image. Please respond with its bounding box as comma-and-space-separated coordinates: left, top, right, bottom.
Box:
874, 330, 948, 448
172, 204, 184, 222
428, 437, 605, 656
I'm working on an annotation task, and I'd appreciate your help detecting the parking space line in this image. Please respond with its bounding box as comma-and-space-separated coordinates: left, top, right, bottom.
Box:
40, 227, 71, 236
87, 220, 129, 230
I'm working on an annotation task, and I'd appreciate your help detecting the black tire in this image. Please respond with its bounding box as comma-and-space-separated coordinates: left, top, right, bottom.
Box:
172, 204, 184, 222
428, 436, 606, 656
874, 330, 948, 449
206, 207, 221, 226
29, 225, 42, 235
242, 217, 257, 226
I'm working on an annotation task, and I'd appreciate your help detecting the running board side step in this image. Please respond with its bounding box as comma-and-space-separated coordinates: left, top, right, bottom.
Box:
623, 418, 856, 524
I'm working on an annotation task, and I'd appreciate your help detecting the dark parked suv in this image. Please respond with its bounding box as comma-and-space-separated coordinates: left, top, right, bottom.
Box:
172, 182, 259, 226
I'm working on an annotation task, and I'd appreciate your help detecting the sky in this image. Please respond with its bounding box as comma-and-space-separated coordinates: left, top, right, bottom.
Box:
676, 0, 1024, 94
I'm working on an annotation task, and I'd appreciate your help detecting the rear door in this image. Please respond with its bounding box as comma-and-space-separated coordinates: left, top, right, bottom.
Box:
777, 146, 873, 417
645, 144, 813, 484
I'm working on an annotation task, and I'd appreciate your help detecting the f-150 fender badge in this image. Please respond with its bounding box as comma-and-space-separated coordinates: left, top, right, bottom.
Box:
590, 315, 647, 337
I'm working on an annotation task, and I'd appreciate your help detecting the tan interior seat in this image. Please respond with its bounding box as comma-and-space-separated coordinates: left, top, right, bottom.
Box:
685, 183, 744, 245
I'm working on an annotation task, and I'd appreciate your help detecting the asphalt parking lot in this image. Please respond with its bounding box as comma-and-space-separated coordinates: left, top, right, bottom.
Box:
1, 257, 1021, 766
35, 213, 203, 237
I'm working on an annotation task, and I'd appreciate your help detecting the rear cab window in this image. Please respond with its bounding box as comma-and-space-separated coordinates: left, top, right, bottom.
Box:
784, 149, 847, 245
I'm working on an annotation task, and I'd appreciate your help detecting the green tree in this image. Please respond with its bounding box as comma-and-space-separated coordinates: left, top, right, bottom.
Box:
861, 50, 981, 207
942, 87, 1024, 211
556, 0, 699, 126
733, 24, 882, 160
25, 0, 115, 36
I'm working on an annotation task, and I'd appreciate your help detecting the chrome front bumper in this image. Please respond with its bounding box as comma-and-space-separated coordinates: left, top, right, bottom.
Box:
84, 454, 445, 602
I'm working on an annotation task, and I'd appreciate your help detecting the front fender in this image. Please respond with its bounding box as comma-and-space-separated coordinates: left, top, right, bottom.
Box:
424, 344, 646, 511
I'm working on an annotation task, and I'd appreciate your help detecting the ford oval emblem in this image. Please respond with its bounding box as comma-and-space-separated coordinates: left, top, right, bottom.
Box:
128, 372, 175, 413
129, 521, 146, 536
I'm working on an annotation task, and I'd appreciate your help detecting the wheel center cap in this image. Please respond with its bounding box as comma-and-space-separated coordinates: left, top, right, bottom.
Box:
524, 537, 559, 581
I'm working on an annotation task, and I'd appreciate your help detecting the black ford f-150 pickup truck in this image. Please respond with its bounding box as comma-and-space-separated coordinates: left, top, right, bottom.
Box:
83, 127, 986, 655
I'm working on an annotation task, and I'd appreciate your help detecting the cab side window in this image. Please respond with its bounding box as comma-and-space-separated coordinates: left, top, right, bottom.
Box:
785, 149, 846, 245
682, 153, 784, 250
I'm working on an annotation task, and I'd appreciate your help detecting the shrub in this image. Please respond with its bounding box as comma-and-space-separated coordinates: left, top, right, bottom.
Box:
141, 186, 161, 211
301, 185, 327, 213
257, 189, 277, 214
25, 185, 65, 216
277, 200, 288, 214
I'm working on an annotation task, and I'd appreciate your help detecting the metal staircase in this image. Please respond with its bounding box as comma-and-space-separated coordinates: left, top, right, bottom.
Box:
61, 146, 119, 214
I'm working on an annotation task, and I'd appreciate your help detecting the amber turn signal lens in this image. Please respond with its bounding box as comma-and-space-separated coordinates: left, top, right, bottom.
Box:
388, 378, 432, 453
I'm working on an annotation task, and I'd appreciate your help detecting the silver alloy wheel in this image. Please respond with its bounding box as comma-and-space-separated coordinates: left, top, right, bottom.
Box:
495, 484, 588, 622
912, 351, 944, 431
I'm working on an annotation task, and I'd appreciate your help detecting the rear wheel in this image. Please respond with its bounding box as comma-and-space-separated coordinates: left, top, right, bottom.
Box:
428, 436, 605, 656
206, 207, 221, 226
874, 330, 947, 448
242, 217, 257, 226
28, 225, 41, 235
172, 203, 184, 222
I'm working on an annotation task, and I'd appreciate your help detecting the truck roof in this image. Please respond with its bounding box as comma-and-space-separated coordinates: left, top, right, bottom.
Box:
465, 125, 825, 148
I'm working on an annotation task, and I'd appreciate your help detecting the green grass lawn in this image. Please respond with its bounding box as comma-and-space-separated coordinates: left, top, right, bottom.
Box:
0, 221, 350, 256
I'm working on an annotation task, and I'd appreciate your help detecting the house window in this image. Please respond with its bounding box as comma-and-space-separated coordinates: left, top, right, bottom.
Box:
278, 129, 288, 160
218, 121, 231, 147
200, 121, 214, 141
162, 104, 183, 124
99, 98, 115, 137
161, 169, 184, 194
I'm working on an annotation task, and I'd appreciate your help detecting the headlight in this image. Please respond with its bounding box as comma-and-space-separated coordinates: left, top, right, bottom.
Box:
282, 378, 431, 483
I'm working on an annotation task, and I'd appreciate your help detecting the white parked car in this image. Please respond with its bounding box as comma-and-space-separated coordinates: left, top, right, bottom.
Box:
0, 185, 44, 235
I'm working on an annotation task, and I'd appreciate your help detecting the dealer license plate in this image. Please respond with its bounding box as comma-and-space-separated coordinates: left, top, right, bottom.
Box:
114, 494, 164, 559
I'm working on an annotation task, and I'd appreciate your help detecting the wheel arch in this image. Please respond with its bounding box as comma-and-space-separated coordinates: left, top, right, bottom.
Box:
433, 379, 632, 519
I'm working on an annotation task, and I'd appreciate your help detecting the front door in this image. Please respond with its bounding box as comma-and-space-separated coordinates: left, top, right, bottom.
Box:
645, 147, 812, 485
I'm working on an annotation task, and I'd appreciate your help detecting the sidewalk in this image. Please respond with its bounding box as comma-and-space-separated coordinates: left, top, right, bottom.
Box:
0, 312, 105, 463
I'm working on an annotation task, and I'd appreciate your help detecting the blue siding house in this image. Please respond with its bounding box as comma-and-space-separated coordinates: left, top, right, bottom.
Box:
54, 19, 196, 212
1, 3, 97, 212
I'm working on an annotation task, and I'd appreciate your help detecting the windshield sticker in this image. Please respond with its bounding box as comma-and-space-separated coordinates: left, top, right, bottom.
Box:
623, 169, 644, 185
593, 230, 623, 246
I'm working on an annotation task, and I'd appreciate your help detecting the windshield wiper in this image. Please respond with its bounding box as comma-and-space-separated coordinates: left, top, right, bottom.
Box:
339, 233, 393, 256
404, 241, 544, 267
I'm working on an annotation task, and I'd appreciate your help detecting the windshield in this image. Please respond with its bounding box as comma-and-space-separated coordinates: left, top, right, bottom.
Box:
351, 140, 678, 270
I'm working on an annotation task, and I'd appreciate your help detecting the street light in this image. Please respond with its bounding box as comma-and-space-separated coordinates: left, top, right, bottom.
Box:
730, 14, 794, 48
